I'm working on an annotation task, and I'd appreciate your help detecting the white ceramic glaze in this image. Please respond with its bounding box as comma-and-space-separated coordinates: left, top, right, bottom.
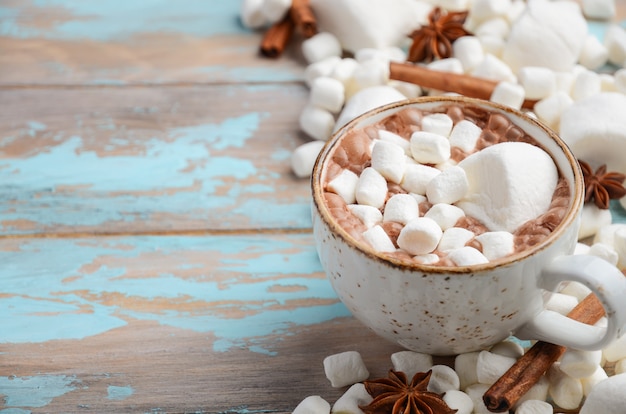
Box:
311, 96, 626, 355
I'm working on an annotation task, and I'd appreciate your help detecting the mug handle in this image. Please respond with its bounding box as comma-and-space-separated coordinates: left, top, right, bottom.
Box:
516, 255, 626, 350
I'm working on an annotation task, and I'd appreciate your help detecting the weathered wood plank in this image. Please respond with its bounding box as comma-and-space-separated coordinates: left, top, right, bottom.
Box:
0, 84, 314, 235
0, 0, 305, 85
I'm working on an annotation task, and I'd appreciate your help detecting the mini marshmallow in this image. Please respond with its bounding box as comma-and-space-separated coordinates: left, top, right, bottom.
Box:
545, 292, 579, 316
514, 376, 550, 409
390, 351, 433, 380
410, 131, 451, 165
384, 194, 420, 225
580, 373, 626, 414
240, 0, 268, 28
356, 167, 388, 209
310, 77, 345, 114
334, 86, 407, 132
293, 395, 331, 414
449, 119, 482, 153
476, 350, 517, 385
559, 281, 592, 301
428, 58, 465, 75
603, 332, 626, 362
475, 17, 510, 40
401, 164, 441, 195
302, 32, 342, 64
574, 242, 591, 255
615, 68, 626, 94
378, 130, 411, 155
305, 56, 342, 87
388, 80, 423, 99
261, 0, 291, 23
331, 383, 372, 413
489, 340, 525, 359
534, 91, 574, 131
371, 140, 407, 184
465, 383, 492, 414
469, 0, 512, 24
397, 217, 443, 255
363, 225, 397, 253
442, 390, 473, 414
300, 105, 335, 141
427, 365, 461, 394
571, 70, 601, 101
327, 169, 359, 204
472, 54, 517, 83
505, 0, 526, 23
518, 67, 557, 100
348, 204, 383, 229
438, 0, 470, 12
560, 348, 603, 378
448, 246, 489, 266
330, 57, 358, 88
515, 400, 552, 414
604, 24, 626, 65
490, 81, 525, 110
291, 140, 327, 178
421, 113, 454, 137
578, 203, 613, 240
453, 36, 485, 72
579, 34, 610, 70
425, 203, 466, 231
438, 227, 475, 252
474, 231, 514, 261
555, 71, 576, 93
615, 358, 626, 375
426, 165, 469, 205
614, 226, 626, 269
455, 351, 480, 390
351, 60, 390, 92
581, 366, 608, 397
478, 35, 505, 58
600, 73, 617, 92
323, 351, 370, 388
594, 223, 626, 246
547, 363, 584, 410
409, 193, 427, 204
588, 242, 619, 266
583, 0, 616, 19
413, 253, 440, 265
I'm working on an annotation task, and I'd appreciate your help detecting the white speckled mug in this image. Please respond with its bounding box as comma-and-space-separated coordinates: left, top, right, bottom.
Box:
311, 97, 626, 355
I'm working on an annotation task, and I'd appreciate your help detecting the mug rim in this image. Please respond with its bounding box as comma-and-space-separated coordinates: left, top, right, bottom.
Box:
311, 96, 585, 274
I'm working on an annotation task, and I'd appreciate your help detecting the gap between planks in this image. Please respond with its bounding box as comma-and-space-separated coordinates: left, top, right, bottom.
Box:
0, 80, 306, 90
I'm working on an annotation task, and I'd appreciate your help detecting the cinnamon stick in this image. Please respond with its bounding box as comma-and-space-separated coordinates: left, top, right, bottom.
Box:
483, 294, 606, 413
389, 61, 538, 109
290, 0, 317, 38
260, 15, 295, 58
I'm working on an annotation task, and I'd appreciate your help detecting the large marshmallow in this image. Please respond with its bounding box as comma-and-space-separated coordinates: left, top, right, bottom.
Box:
502, 0, 588, 73
426, 165, 469, 205
323, 351, 370, 388
371, 140, 407, 184
397, 217, 443, 255
334, 86, 407, 132
559, 93, 626, 176
580, 373, 626, 414
384, 194, 420, 225
458, 142, 558, 232
293, 395, 331, 414
291, 141, 327, 178
356, 167, 388, 209
401, 163, 441, 195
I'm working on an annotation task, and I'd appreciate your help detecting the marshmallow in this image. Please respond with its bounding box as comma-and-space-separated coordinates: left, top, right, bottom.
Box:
593, 223, 626, 247
389, 80, 423, 100
437, 0, 470, 12
518, 67, 557, 101
390, 351, 433, 380
448, 246, 489, 266
458, 142, 558, 232
574, 242, 591, 255
604, 24, 626, 65
615, 358, 626, 375
455, 352, 480, 390
449, 119, 483, 153
490, 81, 525, 110
476, 350, 517, 385
300, 105, 335, 141
384, 194, 420, 225
327, 169, 359, 204
502, 0, 588, 73
581, 366, 608, 397
240, 0, 268, 28
489, 340, 525, 359
582, 0, 616, 19
410, 131, 451, 165
334, 86, 406, 132
401, 164, 441, 195
348, 204, 383, 229
474, 231, 514, 261
378, 130, 410, 155
428, 58, 465, 75
425, 203, 466, 231
397, 217, 443, 255
514, 376, 550, 409
356, 167, 387, 209
472, 54, 517, 83
413, 253, 440, 265
371, 140, 407, 184
547, 363, 584, 410
351, 59, 390, 93
442, 390, 474, 414
427, 365, 461, 394
363, 225, 397, 253
330, 57, 358, 89
291, 141, 327, 178
302, 32, 342, 64
534, 91, 574, 131
600, 73, 617, 92
426, 165, 469, 205
310, 77, 345, 114
305, 56, 342, 87
544, 292, 579, 316
421, 113, 454, 137
453, 36, 485, 72
588, 242, 619, 266
615, 68, 626, 94
579, 373, 626, 414
515, 400, 553, 414
261, 0, 291, 23
475, 17, 510, 40
571, 70, 601, 101
409, 193, 427, 204
603, 332, 626, 362
578, 203, 613, 240
560, 348, 603, 378
505, 0, 526, 23
331, 383, 372, 413
579, 34, 610, 70
614, 226, 626, 269
469, 0, 512, 24
323, 351, 370, 388
438, 227, 475, 252
465, 383, 492, 414
478, 36, 505, 58
293, 395, 331, 414
559, 281, 592, 301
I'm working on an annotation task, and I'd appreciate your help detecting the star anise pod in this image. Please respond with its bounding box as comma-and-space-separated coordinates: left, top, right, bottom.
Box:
407, 7, 472, 63
579, 159, 626, 209
360, 370, 457, 414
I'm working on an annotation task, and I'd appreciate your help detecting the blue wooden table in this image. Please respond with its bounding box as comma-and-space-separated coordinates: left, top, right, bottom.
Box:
1, 1, 625, 413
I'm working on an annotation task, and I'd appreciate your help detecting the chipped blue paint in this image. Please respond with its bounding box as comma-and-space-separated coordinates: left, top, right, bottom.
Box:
0, 375, 78, 408
0, 235, 347, 354
107, 385, 134, 401
26, 122, 46, 137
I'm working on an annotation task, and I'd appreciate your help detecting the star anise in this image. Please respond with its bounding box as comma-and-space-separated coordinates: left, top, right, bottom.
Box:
360, 370, 457, 414
407, 7, 472, 63
579, 159, 626, 209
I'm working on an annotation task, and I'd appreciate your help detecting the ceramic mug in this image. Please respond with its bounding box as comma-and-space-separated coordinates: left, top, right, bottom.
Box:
311, 96, 626, 355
